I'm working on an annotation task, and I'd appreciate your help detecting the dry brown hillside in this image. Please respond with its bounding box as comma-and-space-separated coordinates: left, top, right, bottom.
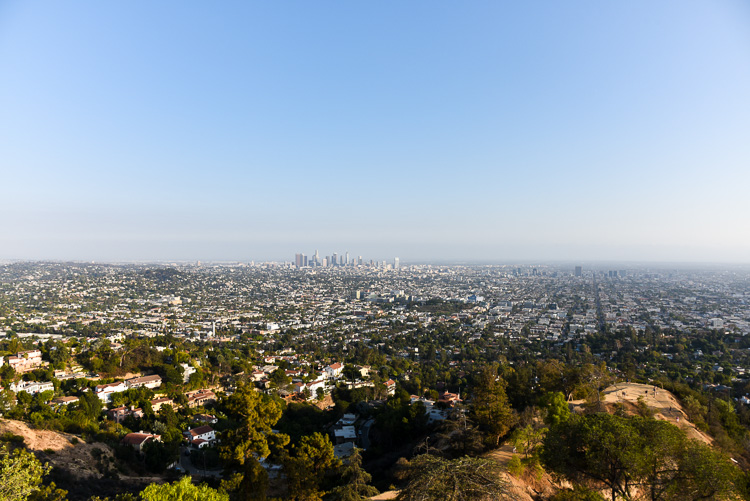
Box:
0, 419, 164, 483
570, 382, 713, 445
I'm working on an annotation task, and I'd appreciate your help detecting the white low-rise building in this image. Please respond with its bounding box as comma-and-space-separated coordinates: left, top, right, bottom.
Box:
125, 374, 162, 389
324, 363, 343, 379
184, 425, 216, 448
95, 381, 128, 402
181, 363, 197, 383
10, 380, 54, 395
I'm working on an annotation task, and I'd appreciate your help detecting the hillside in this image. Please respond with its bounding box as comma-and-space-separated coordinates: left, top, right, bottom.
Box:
0, 419, 165, 500
371, 383, 723, 500
570, 382, 713, 445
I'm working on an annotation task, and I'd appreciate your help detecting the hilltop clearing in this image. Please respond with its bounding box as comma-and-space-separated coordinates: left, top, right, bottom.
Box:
595, 382, 712, 445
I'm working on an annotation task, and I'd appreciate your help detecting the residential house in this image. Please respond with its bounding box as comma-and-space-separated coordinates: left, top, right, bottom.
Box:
121, 432, 161, 452
194, 413, 218, 425
51, 396, 79, 406
184, 425, 216, 448
9, 380, 54, 395
125, 374, 162, 390
107, 406, 144, 424
150, 397, 174, 412
186, 389, 217, 408
6, 350, 43, 373
294, 379, 326, 398
333, 426, 356, 445
324, 363, 343, 379
95, 381, 128, 403
384, 379, 396, 396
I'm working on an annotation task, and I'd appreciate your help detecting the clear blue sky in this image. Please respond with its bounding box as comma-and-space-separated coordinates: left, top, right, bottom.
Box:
1, 1, 749, 263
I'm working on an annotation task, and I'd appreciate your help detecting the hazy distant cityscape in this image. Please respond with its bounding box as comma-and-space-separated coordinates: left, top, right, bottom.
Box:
3, 0, 750, 499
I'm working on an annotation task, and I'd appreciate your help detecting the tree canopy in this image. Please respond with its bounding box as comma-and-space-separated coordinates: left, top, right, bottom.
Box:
139, 476, 228, 501
541, 413, 742, 501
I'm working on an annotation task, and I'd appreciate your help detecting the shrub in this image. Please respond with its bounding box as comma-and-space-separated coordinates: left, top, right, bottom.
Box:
506, 454, 524, 477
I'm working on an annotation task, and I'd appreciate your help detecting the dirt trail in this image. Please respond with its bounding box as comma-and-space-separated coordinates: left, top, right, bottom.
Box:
370, 492, 399, 500
486, 443, 515, 466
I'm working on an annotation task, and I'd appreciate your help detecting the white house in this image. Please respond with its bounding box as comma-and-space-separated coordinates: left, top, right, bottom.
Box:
294, 380, 326, 398
324, 363, 343, 379
184, 425, 216, 447
95, 381, 128, 402
181, 363, 197, 383
333, 426, 357, 445
125, 374, 162, 389
10, 380, 54, 395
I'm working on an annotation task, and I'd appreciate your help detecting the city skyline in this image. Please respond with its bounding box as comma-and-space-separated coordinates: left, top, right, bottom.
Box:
2, 1, 749, 263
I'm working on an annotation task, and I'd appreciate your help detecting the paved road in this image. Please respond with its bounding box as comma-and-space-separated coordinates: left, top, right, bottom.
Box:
178, 446, 222, 478
359, 418, 374, 450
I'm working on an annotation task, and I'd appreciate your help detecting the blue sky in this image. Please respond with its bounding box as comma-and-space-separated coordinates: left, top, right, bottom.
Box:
1, 1, 749, 263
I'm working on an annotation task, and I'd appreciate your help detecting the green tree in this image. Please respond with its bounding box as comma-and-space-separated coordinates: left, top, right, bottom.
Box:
327, 448, 378, 501
139, 476, 228, 501
219, 382, 288, 501
542, 414, 742, 501
269, 368, 291, 390
397, 454, 509, 501
471, 365, 514, 446
28, 482, 68, 501
284, 432, 341, 501
670, 439, 741, 501
0, 445, 50, 501
510, 424, 546, 459
544, 391, 571, 428
542, 413, 644, 501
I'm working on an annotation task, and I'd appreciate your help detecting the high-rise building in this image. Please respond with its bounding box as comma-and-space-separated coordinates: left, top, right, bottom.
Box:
575, 266, 582, 277
345, 251, 350, 265
394, 257, 400, 270
295, 253, 303, 268
332, 253, 338, 266
358, 256, 363, 266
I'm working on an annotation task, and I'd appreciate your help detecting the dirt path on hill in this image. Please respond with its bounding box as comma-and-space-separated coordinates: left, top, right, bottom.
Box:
486, 443, 515, 466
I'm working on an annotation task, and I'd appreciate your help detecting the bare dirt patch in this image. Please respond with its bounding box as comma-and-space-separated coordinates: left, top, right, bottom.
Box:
601, 382, 712, 445
570, 382, 712, 445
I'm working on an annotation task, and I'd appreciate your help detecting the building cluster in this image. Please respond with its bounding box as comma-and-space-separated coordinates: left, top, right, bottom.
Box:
294, 250, 399, 270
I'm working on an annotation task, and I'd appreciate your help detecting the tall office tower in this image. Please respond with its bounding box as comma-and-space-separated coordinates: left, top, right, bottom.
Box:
575, 266, 582, 277
394, 257, 400, 270
314, 249, 320, 265
295, 253, 303, 268
358, 256, 363, 266
345, 251, 349, 265
302, 255, 308, 267
322, 257, 329, 267
332, 253, 338, 266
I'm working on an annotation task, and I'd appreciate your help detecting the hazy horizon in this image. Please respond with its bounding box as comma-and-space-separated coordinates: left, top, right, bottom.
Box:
2, 1, 749, 264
